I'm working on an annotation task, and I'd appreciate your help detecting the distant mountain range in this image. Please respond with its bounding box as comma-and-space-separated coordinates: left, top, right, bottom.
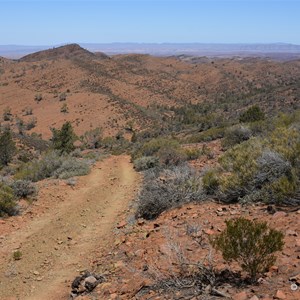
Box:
1, 43, 300, 59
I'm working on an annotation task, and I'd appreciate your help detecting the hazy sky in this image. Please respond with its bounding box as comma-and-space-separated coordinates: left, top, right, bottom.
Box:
1, 0, 299, 45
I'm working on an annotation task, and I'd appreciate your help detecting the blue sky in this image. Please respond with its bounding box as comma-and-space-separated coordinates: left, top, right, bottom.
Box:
0, 0, 299, 45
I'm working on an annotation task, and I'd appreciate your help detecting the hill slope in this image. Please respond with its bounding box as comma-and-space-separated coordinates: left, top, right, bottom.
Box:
0, 44, 300, 139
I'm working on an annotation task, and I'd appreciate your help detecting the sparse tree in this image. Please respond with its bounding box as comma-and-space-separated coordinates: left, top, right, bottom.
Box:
51, 121, 76, 154
0, 128, 16, 166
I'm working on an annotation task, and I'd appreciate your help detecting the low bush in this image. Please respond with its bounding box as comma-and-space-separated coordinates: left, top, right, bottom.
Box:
183, 147, 202, 160
34, 94, 43, 102
11, 180, 37, 198
211, 217, 284, 282
239, 105, 265, 123
187, 127, 225, 143
134, 137, 180, 159
136, 165, 204, 220
15, 151, 90, 181
202, 169, 219, 195
81, 127, 103, 149
53, 158, 90, 179
133, 156, 159, 171
222, 125, 252, 149
0, 183, 18, 217
157, 146, 187, 166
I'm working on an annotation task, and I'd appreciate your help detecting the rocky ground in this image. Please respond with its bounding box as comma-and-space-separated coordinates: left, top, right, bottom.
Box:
82, 202, 300, 300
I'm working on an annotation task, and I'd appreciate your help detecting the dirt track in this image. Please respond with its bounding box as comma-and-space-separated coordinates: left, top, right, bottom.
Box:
0, 156, 139, 300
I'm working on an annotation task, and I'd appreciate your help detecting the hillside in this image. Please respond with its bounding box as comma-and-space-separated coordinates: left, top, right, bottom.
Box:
1, 44, 300, 140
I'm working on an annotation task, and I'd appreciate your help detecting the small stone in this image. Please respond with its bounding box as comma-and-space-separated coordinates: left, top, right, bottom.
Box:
286, 230, 297, 236
274, 290, 286, 299
249, 296, 259, 300
232, 291, 247, 300
204, 229, 215, 235
272, 211, 287, 219
117, 221, 127, 229
83, 276, 97, 291
270, 266, 279, 272
36, 277, 43, 281
289, 273, 300, 284
33, 271, 40, 275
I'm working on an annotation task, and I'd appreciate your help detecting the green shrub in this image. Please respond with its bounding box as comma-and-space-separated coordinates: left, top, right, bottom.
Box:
0, 128, 16, 166
202, 169, 219, 195
239, 105, 265, 123
51, 121, 77, 154
183, 147, 202, 160
13, 250, 22, 260
133, 156, 159, 171
267, 127, 300, 166
187, 127, 225, 143
222, 125, 252, 149
211, 217, 284, 282
136, 137, 180, 158
218, 138, 262, 202
0, 183, 18, 217
15, 151, 64, 181
15, 151, 90, 181
267, 173, 298, 204
157, 146, 187, 166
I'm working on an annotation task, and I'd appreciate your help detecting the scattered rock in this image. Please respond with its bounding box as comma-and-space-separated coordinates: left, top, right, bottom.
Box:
289, 273, 300, 284
272, 211, 287, 219
232, 291, 248, 300
71, 271, 104, 297
117, 221, 127, 229
249, 296, 259, 300
274, 290, 286, 299
286, 229, 297, 236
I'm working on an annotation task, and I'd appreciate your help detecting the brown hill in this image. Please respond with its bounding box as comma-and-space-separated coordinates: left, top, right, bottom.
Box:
1, 45, 300, 139
19, 43, 104, 62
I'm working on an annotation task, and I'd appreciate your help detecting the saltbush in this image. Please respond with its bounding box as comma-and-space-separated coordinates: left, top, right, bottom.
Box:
11, 180, 37, 198
136, 165, 204, 219
15, 151, 90, 181
53, 158, 90, 179
133, 156, 159, 171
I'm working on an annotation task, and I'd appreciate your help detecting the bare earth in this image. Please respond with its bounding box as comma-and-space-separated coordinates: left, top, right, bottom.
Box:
0, 155, 140, 300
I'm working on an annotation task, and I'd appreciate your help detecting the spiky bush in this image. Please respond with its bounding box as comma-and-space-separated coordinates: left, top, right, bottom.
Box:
211, 217, 284, 282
